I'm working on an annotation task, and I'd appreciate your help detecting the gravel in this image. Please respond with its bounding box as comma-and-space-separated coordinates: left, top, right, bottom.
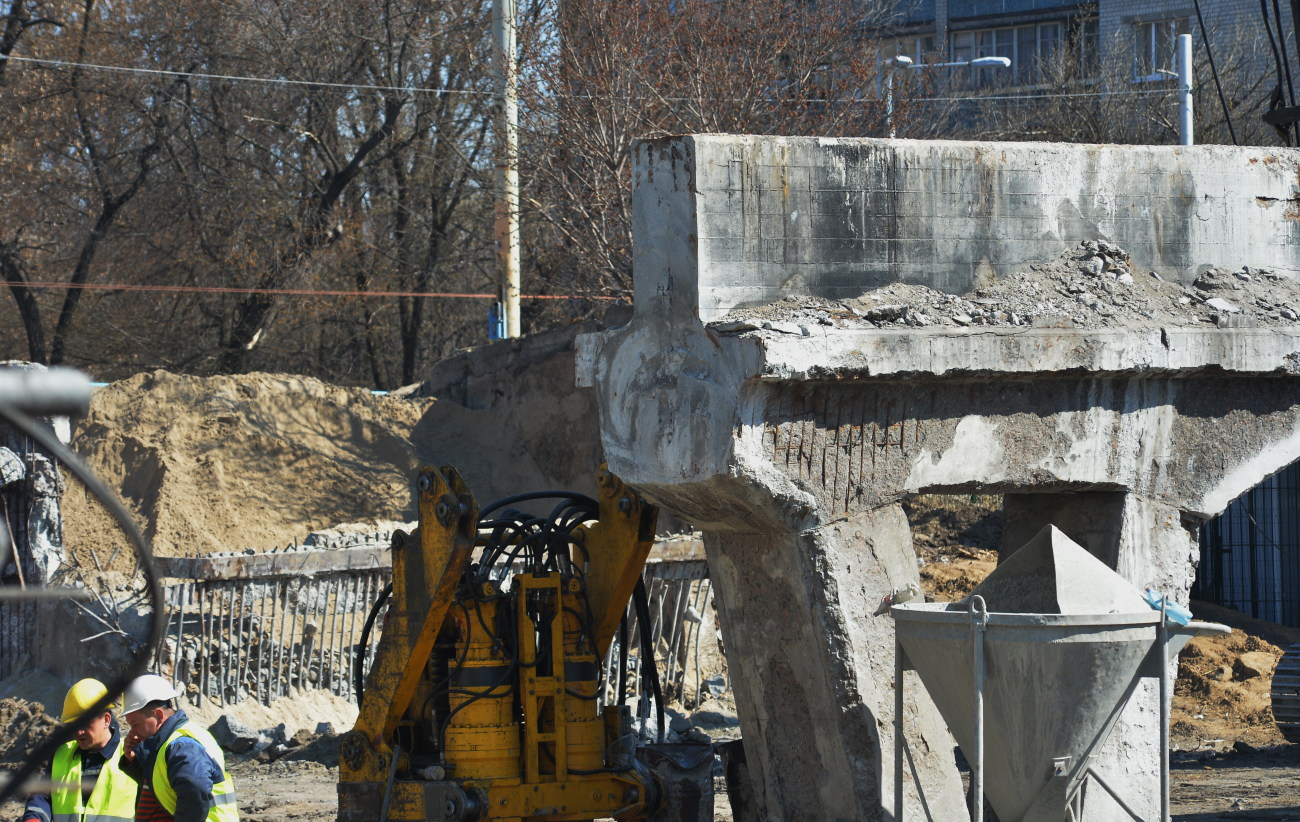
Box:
710, 241, 1300, 333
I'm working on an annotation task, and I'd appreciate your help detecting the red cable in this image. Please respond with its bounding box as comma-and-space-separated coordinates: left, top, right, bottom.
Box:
6, 280, 625, 301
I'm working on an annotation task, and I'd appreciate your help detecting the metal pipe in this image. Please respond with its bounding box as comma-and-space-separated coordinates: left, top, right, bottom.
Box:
1159, 602, 1170, 822
155, 586, 172, 672
332, 576, 346, 696
312, 578, 326, 691
237, 583, 249, 700
330, 575, 345, 693
173, 584, 187, 686
691, 581, 709, 706
971, 595, 988, 822
894, 631, 904, 821
252, 581, 265, 703
342, 575, 356, 700
275, 580, 291, 698
664, 581, 689, 690
223, 581, 236, 704
316, 577, 331, 689
198, 585, 209, 707
1178, 33, 1194, 146
1084, 767, 1146, 822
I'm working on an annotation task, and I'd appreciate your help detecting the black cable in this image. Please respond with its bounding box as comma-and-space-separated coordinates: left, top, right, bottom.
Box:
616, 615, 629, 705
1193, 0, 1237, 145
1290, 0, 1300, 144
353, 582, 393, 706
1272, 0, 1299, 143
1260, 0, 1293, 144
0, 402, 164, 807
632, 577, 664, 743
478, 491, 598, 520
437, 660, 518, 755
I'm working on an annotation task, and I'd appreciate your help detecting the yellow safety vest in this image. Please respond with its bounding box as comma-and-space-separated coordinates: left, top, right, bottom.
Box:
150, 723, 238, 822
50, 738, 137, 822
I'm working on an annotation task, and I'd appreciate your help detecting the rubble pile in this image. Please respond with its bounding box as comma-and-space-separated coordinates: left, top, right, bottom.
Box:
713, 241, 1300, 333
0, 698, 57, 768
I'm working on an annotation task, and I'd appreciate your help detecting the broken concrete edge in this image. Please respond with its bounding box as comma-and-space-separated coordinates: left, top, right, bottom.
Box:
582, 323, 1300, 385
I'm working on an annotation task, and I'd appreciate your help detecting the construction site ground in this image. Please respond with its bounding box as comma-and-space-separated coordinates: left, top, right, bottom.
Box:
3, 374, 1300, 819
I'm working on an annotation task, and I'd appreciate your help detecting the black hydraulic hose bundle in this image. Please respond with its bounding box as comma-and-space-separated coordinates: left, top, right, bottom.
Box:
351, 486, 666, 748
632, 577, 665, 743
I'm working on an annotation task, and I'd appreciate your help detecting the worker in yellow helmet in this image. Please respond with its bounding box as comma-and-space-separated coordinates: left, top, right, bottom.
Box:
21, 678, 136, 822
119, 674, 237, 822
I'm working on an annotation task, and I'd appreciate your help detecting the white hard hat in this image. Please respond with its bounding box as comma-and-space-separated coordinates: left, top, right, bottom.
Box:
121, 674, 180, 715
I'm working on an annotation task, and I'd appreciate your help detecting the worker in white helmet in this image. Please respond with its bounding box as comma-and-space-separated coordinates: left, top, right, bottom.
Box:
21, 678, 136, 822
118, 674, 238, 822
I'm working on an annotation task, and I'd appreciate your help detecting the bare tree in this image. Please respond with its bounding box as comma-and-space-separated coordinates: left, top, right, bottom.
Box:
517, 0, 905, 322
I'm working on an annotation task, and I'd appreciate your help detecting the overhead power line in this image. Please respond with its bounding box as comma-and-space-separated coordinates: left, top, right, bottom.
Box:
1, 53, 1188, 106
0, 54, 492, 96
6, 280, 624, 301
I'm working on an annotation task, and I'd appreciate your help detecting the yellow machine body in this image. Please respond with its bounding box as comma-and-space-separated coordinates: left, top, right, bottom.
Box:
337, 466, 660, 822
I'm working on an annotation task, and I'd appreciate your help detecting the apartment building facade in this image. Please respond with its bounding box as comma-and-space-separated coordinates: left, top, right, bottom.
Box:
887, 0, 1283, 87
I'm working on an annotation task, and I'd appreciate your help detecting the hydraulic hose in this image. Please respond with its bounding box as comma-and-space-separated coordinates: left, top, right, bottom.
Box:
354, 582, 393, 706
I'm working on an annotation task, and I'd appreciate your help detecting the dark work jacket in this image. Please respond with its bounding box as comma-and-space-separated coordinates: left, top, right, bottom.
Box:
121, 711, 225, 822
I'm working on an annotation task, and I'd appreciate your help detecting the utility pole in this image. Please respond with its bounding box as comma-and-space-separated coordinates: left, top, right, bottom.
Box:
493, 0, 521, 338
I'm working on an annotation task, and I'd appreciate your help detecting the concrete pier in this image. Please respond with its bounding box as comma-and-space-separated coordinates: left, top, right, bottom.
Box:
580, 135, 1300, 820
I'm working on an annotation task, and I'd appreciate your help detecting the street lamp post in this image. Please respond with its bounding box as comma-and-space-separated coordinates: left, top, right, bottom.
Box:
1157, 34, 1195, 146
1177, 33, 1194, 146
882, 55, 913, 138
883, 55, 1012, 138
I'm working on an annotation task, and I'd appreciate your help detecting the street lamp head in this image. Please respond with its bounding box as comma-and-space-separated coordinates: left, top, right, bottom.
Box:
970, 56, 1012, 68
886, 55, 914, 68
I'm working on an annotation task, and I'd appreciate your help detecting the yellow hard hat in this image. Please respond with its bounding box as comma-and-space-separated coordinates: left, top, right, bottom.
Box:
62, 678, 110, 723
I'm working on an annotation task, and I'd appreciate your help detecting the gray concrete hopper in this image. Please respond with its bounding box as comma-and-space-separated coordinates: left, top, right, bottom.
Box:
892, 526, 1227, 821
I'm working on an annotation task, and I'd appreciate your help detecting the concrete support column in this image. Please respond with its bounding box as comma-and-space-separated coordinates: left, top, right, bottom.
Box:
1001, 492, 1199, 822
705, 503, 964, 821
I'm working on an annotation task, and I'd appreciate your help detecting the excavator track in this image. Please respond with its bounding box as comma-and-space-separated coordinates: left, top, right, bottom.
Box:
1272, 643, 1300, 743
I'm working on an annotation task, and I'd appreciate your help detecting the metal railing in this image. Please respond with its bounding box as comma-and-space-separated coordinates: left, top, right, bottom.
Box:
155, 569, 389, 706
153, 550, 726, 710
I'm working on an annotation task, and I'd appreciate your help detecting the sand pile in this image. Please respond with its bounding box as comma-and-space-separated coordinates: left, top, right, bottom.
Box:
1173, 627, 1285, 749
62, 371, 433, 567
712, 241, 1300, 333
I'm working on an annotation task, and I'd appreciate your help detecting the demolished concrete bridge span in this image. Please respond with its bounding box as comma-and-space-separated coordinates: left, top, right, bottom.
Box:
578, 135, 1300, 820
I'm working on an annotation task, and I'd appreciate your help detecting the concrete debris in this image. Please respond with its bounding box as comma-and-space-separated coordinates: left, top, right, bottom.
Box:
710, 241, 1300, 332
0, 448, 24, 487
0, 697, 58, 765
210, 714, 262, 754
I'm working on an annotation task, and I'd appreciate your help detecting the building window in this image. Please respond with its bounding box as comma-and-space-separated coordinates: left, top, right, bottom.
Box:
884, 34, 938, 65
1134, 18, 1190, 82
950, 21, 1077, 88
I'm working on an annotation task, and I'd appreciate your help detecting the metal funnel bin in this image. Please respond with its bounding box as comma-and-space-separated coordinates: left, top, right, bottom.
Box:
891, 526, 1226, 822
